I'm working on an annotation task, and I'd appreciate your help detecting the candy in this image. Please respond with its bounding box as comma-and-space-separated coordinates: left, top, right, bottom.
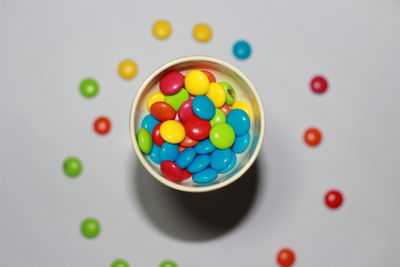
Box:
187, 155, 210, 173
304, 127, 322, 147
184, 70, 210, 95
165, 88, 189, 111
219, 82, 236, 105
80, 78, 99, 98
141, 114, 160, 134
149, 144, 161, 164
137, 128, 152, 154
160, 120, 186, 143
160, 260, 178, 267
226, 109, 250, 136
195, 139, 216, 155
209, 123, 235, 149
192, 95, 215, 120
277, 248, 296, 267
182, 169, 192, 179
193, 23, 212, 42
178, 99, 194, 122
206, 82, 226, 107
310, 75, 328, 94
146, 92, 165, 111
184, 116, 211, 141
119, 59, 137, 79
178, 146, 186, 153
111, 259, 130, 267
219, 153, 237, 173
160, 143, 179, 162
210, 108, 226, 126
233, 40, 251, 60
232, 132, 250, 153
180, 135, 198, 147
152, 123, 164, 146
175, 147, 196, 169
201, 70, 216, 82
160, 161, 183, 182
232, 101, 251, 118
210, 149, 233, 170
152, 20, 172, 40
160, 71, 184, 95
150, 102, 176, 121
220, 104, 232, 115
94, 116, 111, 135
192, 168, 218, 184
325, 190, 343, 209
64, 157, 82, 177
81, 218, 101, 239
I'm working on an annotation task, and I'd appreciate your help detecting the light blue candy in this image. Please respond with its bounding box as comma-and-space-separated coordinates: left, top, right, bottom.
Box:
210, 149, 233, 170
193, 168, 218, 184
175, 147, 196, 169
187, 155, 210, 173
160, 143, 178, 162
195, 139, 216, 155
226, 109, 250, 136
233, 40, 251, 60
232, 132, 251, 153
141, 114, 159, 134
219, 153, 237, 173
149, 144, 161, 164
192, 95, 215, 120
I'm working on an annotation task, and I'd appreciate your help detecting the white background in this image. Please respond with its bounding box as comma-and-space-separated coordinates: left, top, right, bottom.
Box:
1, 0, 400, 266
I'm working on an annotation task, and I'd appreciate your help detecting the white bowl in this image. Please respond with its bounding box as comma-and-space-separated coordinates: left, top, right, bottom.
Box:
130, 56, 265, 193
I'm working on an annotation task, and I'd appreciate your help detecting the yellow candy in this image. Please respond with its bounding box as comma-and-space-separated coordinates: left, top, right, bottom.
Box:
232, 101, 251, 118
193, 24, 212, 42
160, 120, 185, 144
146, 92, 165, 111
119, 60, 137, 80
152, 20, 172, 40
184, 70, 210, 95
206, 82, 226, 107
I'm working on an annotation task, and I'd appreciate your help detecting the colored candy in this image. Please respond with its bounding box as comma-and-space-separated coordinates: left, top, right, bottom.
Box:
220, 104, 232, 115
160, 71, 184, 95
94, 116, 111, 135
304, 127, 322, 147
81, 218, 101, 239
141, 114, 160, 134
187, 155, 210, 173
64, 157, 82, 177
219, 153, 237, 173
119, 59, 137, 79
192, 168, 218, 184
160, 120, 185, 143
178, 146, 186, 153
192, 95, 215, 120
184, 116, 211, 141
160, 143, 179, 162
111, 259, 130, 267
233, 40, 252, 60
310, 75, 328, 94
159, 260, 178, 267
277, 248, 296, 267
201, 70, 216, 82
206, 82, 226, 107
193, 23, 212, 42
209, 123, 235, 149
152, 123, 164, 146
232, 101, 251, 118
176, 147, 196, 168
178, 99, 194, 122
325, 190, 343, 209
180, 135, 198, 147
80, 78, 99, 98
226, 109, 250, 136
165, 88, 189, 111
219, 82, 236, 105
182, 169, 192, 179
184, 70, 210, 95
137, 128, 152, 154
160, 161, 183, 182
152, 20, 172, 40
195, 139, 216, 155
150, 102, 176, 121
149, 144, 161, 164
210, 108, 226, 126
210, 149, 232, 170
147, 91, 165, 111
232, 132, 250, 153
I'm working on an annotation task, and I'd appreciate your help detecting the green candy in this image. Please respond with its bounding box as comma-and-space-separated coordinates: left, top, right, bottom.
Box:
165, 89, 189, 111
219, 82, 236, 105
210, 108, 226, 126
209, 123, 235, 149
137, 128, 152, 154
80, 78, 99, 98
159, 260, 178, 267
111, 259, 130, 267
81, 218, 100, 238
64, 157, 82, 177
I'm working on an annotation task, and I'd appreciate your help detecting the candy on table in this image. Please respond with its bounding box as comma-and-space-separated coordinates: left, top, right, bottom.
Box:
206, 82, 226, 107
81, 218, 101, 239
137, 128, 152, 154
118, 59, 137, 80
80, 78, 99, 98
233, 40, 252, 60
184, 70, 210, 95
111, 259, 130, 267
304, 127, 322, 147
226, 109, 250, 136
325, 189, 343, 209
201, 70, 216, 82
94, 116, 112, 135
152, 20, 172, 40
210, 108, 226, 126
152, 122, 164, 146
64, 157, 82, 177
232, 100, 251, 118
193, 23, 212, 42
160, 71, 184, 95
219, 82, 236, 105
147, 91, 165, 111
150, 102, 176, 121
160, 120, 185, 143
310, 75, 328, 94
159, 260, 178, 267
165, 88, 190, 111
277, 248, 296, 267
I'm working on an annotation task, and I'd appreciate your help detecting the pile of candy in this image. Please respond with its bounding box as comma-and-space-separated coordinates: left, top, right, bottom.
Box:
136, 70, 251, 184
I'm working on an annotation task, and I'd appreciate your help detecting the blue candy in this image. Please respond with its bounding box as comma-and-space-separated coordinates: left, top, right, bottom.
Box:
193, 168, 218, 184
210, 149, 233, 170
175, 147, 196, 169
219, 153, 237, 173
232, 132, 251, 153
195, 139, 216, 155
226, 109, 250, 136
192, 95, 215, 120
141, 114, 159, 134
149, 144, 161, 164
233, 40, 251, 60
159, 143, 178, 162
187, 155, 210, 173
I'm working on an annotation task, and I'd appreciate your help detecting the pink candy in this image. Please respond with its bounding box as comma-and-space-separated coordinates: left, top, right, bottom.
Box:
178, 99, 194, 122
159, 71, 184, 95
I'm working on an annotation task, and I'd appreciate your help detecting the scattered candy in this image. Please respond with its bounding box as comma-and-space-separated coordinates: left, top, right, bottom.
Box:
184, 116, 211, 141
160, 142, 179, 162
325, 189, 343, 209
149, 144, 161, 164
206, 82, 226, 107
150, 102, 176, 121
209, 123, 235, 149
165, 88, 190, 111
210, 149, 232, 170
94, 116, 112, 135
64, 157, 82, 177
118, 59, 137, 80
232, 132, 250, 153
192, 95, 215, 120
219, 153, 237, 173
159, 260, 178, 267
160, 120, 185, 143
226, 109, 250, 136
160, 71, 184, 94
310, 75, 328, 94
137, 128, 152, 154
195, 138, 216, 155
81, 218, 101, 239
232, 101, 251, 118
184, 70, 210, 95
277, 248, 296, 267
193, 23, 212, 42
141, 114, 160, 134
233, 40, 252, 60
210, 108, 226, 126
160, 161, 183, 182
80, 78, 99, 98
187, 154, 210, 173
201, 70, 216, 82
152, 20, 172, 40
219, 82, 236, 105
111, 259, 130, 267
176, 147, 196, 168
193, 168, 218, 184
147, 92, 165, 111
304, 127, 322, 147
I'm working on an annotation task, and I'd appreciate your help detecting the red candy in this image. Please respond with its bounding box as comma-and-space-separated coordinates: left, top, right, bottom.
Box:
160, 71, 184, 95
325, 189, 343, 209
184, 116, 211, 141
310, 75, 328, 94
94, 116, 111, 135
180, 135, 198, 147
304, 127, 322, 147
150, 102, 176, 121
277, 248, 296, 267
178, 146, 186, 153
201, 70, 216, 82
220, 104, 232, 115
182, 169, 192, 179
160, 161, 183, 182
178, 99, 194, 122
152, 123, 164, 146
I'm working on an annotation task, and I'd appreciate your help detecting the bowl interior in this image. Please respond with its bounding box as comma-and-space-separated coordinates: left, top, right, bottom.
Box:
130, 56, 264, 192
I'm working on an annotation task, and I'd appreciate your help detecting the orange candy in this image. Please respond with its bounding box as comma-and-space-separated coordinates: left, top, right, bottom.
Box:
201, 70, 216, 82
277, 248, 296, 267
180, 135, 198, 147
220, 104, 232, 115
304, 127, 322, 146
150, 102, 176, 121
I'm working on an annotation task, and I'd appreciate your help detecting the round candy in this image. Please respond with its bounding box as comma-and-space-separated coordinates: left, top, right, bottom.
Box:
80, 78, 99, 98
232, 132, 250, 153
81, 218, 100, 239
159, 260, 178, 267
119, 59, 137, 79
219, 82, 236, 105
232, 101, 251, 118
226, 109, 250, 136
220, 104, 232, 115
193, 23, 212, 42
206, 82, 226, 107
176, 147, 196, 169
187, 155, 210, 173
180, 135, 198, 147
160, 120, 185, 143
147, 92, 165, 111
233, 40, 251, 60
137, 128, 152, 154
195, 139, 216, 155
150, 102, 176, 121
277, 248, 296, 267
325, 189, 343, 209
160, 161, 183, 182
94, 116, 111, 135
210, 108, 226, 126
152, 20, 172, 40
184, 116, 211, 141
141, 114, 160, 134
219, 153, 237, 173
165, 88, 189, 111
149, 144, 161, 164
178, 146, 186, 153
184, 70, 210, 95
152, 123, 164, 146
64, 157, 82, 177
111, 259, 130, 267
160, 71, 184, 95
304, 127, 322, 147
210, 149, 233, 170
193, 168, 218, 184
310, 75, 328, 94
160, 143, 179, 162
178, 99, 194, 122
182, 169, 192, 179
192, 95, 215, 120
201, 70, 216, 82
209, 123, 235, 149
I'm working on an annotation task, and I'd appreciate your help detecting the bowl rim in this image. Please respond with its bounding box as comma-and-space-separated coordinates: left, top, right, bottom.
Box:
129, 55, 265, 193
